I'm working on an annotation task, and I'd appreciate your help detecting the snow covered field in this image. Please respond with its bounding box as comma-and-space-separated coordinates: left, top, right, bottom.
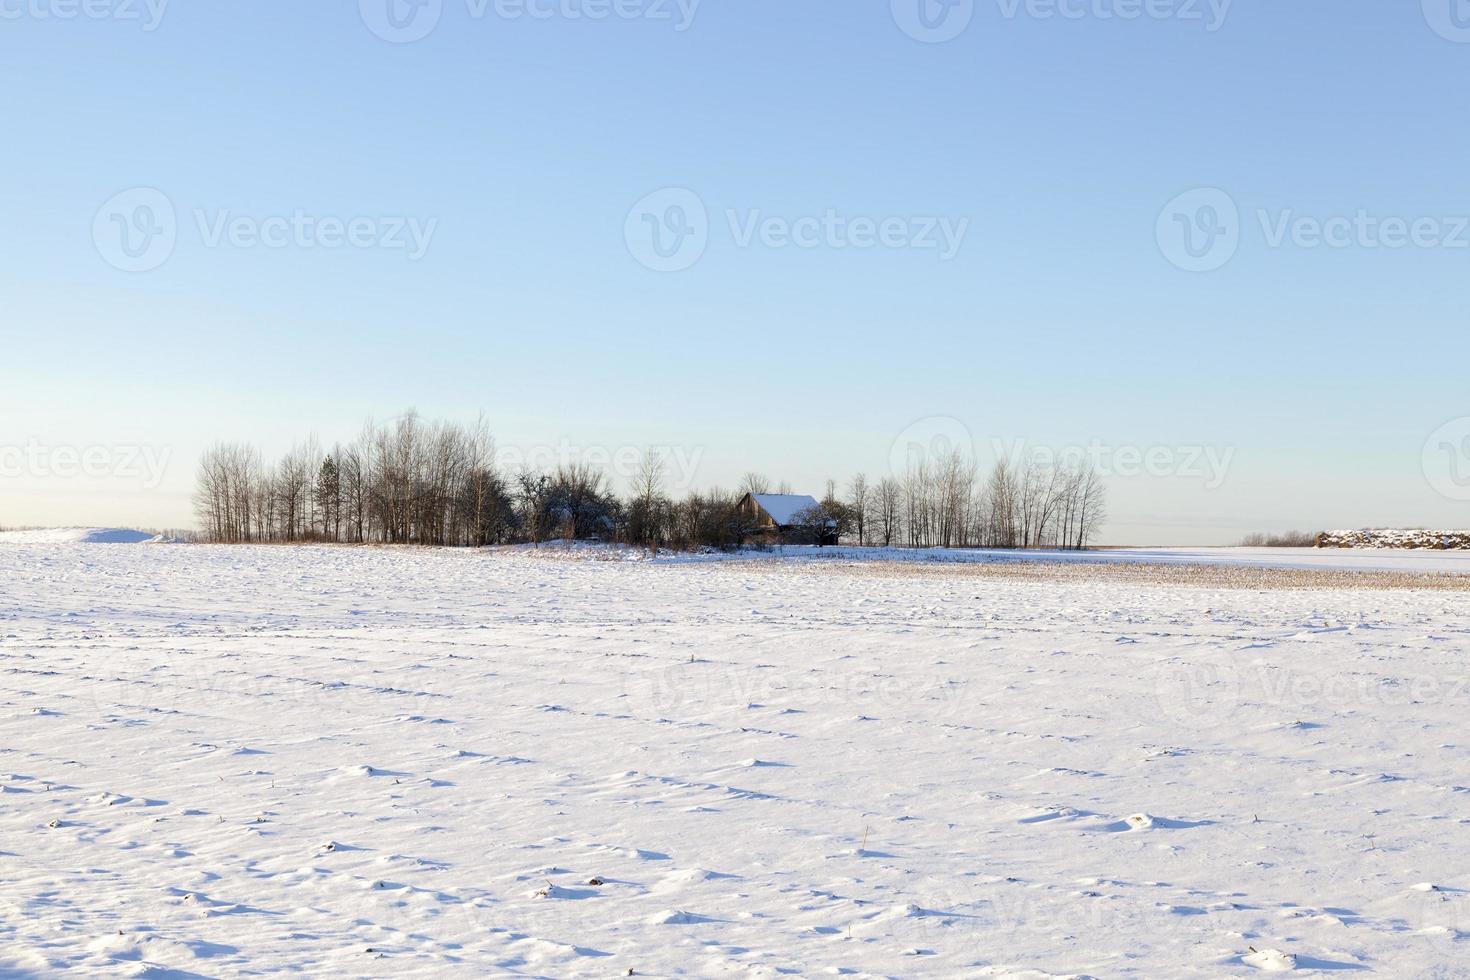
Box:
2, 542, 1469, 977
673, 544, 1470, 577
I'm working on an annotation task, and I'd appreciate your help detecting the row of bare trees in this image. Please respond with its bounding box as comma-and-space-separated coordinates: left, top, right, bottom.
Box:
802, 453, 1105, 551
194, 412, 743, 549
195, 412, 1106, 550
195, 413, 513, 546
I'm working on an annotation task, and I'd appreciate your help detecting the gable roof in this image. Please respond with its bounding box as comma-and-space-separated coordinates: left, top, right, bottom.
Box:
750, 493, 831, 526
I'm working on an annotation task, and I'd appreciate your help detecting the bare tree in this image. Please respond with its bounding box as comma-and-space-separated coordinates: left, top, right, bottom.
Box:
847, 473, 869, 547
193, 442, 260, 543
875, 476, 901, 547
790, 503, 834, 547
1074, 463, 1107, 549
933, 451, 974, 548
740, 472, 770, 495
983, 459, 1018, 548
628, 450, 668, 549
461, 414, 498, 546
340, 422, 373, 543
275, 440, 317, 542
516, 469, 550, 546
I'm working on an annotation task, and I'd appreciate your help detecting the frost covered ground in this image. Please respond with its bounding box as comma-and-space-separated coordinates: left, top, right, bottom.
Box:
666, 544, 1470, 577
2, 542, 1469, 978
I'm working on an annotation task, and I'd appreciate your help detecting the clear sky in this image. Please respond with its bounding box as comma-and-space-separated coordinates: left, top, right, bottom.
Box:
4, 0, 1470, 544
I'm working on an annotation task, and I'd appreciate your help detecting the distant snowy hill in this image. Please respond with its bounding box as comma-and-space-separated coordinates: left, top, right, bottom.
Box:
0, 527, 167, 544
1319, 528, 1470, 550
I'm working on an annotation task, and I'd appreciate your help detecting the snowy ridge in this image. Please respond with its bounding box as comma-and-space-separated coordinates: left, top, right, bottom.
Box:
0, 527, 167, 544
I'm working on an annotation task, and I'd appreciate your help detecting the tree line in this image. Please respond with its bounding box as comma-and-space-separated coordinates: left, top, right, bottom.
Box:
193, 411, 1106, 550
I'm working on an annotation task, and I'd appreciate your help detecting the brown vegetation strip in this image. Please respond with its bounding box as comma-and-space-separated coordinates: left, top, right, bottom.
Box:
731, 556, 1470, 592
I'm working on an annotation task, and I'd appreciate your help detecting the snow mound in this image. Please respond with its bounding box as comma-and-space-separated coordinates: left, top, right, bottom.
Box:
1243, 948, 1297, 971
1319, 528, 1470, 550
0, 527, 165, 544
647, 909, 712, 925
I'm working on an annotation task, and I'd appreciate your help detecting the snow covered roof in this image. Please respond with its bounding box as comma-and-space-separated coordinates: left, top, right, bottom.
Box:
750, 494, 833, 527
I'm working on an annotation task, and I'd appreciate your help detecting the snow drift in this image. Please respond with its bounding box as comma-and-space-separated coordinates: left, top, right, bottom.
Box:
0, 527, 166, 544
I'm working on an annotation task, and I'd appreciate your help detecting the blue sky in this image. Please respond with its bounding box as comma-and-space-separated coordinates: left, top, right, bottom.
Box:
3, 0, 1470, 543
